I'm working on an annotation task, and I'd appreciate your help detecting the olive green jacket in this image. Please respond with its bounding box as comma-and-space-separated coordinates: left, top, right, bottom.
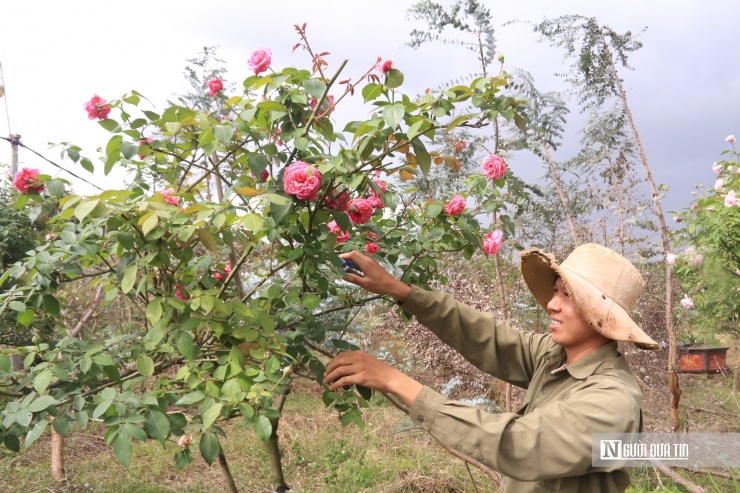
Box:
403, 286, 642, 493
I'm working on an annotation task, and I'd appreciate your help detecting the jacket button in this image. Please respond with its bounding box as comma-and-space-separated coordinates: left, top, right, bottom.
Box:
541, 389, 546, 395
417, 416, 425, 423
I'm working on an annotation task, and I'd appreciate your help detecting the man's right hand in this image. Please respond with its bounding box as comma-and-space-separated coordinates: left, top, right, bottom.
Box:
339, 251, 411, 303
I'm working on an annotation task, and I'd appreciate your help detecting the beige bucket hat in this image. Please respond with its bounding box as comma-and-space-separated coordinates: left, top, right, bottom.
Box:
520, 243, 660, 350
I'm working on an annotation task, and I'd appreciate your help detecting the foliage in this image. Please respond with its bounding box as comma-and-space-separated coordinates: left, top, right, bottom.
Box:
407, 0, 497, 71
0, 28, 525, 470
673, 144, 740, 339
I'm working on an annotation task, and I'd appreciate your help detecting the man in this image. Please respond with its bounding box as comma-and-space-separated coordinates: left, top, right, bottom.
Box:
323, 243, 659, 492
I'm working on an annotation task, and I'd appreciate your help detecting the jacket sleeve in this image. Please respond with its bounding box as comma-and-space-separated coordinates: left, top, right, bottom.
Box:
401, 285, 551, 387
408, 379, 641, 481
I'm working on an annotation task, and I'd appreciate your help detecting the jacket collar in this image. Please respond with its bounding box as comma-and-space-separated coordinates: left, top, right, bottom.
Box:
564, 341, 620, 379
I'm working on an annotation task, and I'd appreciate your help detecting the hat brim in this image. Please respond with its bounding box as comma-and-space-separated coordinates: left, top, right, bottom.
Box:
520, 249, 660, 351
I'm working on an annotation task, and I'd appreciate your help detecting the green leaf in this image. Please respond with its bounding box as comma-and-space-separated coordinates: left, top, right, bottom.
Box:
52, 416, 69, 437
253, 415, 272, 441
9, 301, 25, 312
257, 101, 288, 113
175, 391, 205, 406
4, 434, 20, 452
143, 410, 170, 442
294, 137, 309, 151
17, 309, 34, 328
197, 229, 218, 253
123, 423, 147, 441
362, 83, 383, 102
0, 354, 10, 373
113, 432, 132, 469
446, 114, 469, 132
141, 211, 159, 236
199, 431, 221, 466
99, 119, 121, 133
121, 264, 137, 294
241, 214, 263, 232
385, 68, 404, 89
426, 203, 443, 218
213, 125, 234, 143
177, 332, 195, 361
247, 153, 269, 176
33, 369, 53, 394
45, 179, 66, 197
42, 295, 60, 316
136, 355, 154, 377
268, 193, 290, 206
300, 293, 321, 310
382, 103, 405, 130
80, 158, 94, 173
120, 142, 137, 160
24, 419, 48, 449
201, 403, 223, 431
174, 447, 192, 469
27, 395, 57, 413
146, 299, 162, 325
104, 135, 122, 175
92, 400, 113, 419
74, 199, 100, 222
303, 79, 326, 100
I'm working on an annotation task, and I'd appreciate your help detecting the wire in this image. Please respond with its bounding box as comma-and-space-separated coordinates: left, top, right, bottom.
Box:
1, 135, 105, 192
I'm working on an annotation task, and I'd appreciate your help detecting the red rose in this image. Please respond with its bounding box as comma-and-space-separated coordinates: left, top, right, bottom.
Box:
376, 58, 395, 73
207, 78, 223, 97
365, 242, 379, 254
445, 195, 465, 216
13, 168, 45, 194
328, 220, 350, 244
324, 190, 350, 211
347, 198, 374, 225
84, 95, 111, 120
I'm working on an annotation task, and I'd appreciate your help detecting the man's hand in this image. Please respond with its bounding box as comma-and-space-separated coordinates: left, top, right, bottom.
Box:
339, 251, 411, 302
323, 350, 423, 407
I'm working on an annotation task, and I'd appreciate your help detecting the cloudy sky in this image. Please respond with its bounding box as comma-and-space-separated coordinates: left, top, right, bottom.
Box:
1, 0, 738, 215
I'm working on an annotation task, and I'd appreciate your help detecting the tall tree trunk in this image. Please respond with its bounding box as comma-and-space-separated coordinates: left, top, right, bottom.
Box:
602, 34, 680, 431
540, 138, 579, 246
607, 156, 627, 256
267, 375, 293, 492
217, 450, 239, 493
50, 416, 65, 481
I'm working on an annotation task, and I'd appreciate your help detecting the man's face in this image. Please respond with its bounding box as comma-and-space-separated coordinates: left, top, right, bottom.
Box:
547, 277, 609, 350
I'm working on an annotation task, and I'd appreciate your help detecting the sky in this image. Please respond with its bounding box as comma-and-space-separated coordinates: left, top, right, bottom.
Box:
1, 0, 739, 216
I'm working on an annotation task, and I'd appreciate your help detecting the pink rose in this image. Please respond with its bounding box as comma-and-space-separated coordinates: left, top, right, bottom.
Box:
481, 155, 506, 180
724, 190, 738, 207
161, 189, 179, 206
483, 229, 503, 256
347, 198, 374, 225
309, 95, 335, 116
175, 285, 189, 301
726, 135, 736, 143
248, 48, 272, 76
207, 78, 223, 97
368, 194, 384, 209
328, 220, 350, 244
712, 162, 722, 174
282, 161, 322, 201
665, 253, 677, 265
372, 178, 387, 193
680, 294, 693, 310
13, 168, 45, 194
324, 189, 350, 211
178, 435, 191, 448
84, 95, 111, 120
213, 264, 232, 281
376, 58, 395, 73
715, 178, 725, 192
138, 137, 153, 160
445, 195, 465, 216
365, 242, 379, 254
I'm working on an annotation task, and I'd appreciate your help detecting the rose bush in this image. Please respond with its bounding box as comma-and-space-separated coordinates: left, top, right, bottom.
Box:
0, 28, 524, 475
673, 138, 740, 340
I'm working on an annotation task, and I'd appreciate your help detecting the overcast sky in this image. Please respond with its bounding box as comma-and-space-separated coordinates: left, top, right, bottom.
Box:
1, 0, 739, 216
